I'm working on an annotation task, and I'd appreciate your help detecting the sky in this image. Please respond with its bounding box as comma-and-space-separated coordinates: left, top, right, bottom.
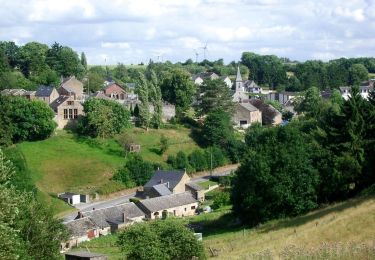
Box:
0, 0, 374, 65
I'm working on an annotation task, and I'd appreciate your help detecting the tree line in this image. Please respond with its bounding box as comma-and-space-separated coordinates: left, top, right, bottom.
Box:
241, 52, 374, 91
232, 87, 375, 225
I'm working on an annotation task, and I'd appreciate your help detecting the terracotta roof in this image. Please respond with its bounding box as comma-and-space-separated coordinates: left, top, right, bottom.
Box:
138, 192, 197, 212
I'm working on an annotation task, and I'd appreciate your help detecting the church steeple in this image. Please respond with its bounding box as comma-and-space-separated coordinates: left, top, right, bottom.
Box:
236, 66, 242, 82
235, 65, 244, 92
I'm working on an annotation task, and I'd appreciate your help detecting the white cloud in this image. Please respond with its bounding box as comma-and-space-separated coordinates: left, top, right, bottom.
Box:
0, 0, 373, 64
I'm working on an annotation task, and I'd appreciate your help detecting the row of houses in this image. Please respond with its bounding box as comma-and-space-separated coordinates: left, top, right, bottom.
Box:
62, 170, 203, 251
1, 77, 176, 129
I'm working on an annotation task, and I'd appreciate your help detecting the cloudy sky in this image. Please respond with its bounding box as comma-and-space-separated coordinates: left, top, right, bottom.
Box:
0, 0, 374, 64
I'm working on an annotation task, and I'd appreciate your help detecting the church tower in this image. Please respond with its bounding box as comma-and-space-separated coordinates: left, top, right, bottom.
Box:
235, 66, 245, 92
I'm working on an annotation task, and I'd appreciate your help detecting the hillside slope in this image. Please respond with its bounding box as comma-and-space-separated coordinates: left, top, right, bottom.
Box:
205, 195, 375, 259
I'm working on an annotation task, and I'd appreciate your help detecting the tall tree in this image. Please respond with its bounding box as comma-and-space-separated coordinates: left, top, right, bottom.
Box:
80, 52, 87, 71
17, 42, 49, 77
348, 63, 368, 86
160, 68, 196, 118
195, 79, 234, 116
134, 71, 151, 129
148, 69, 163, 128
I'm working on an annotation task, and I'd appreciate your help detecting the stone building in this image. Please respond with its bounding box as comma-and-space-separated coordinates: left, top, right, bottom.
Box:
232, 102, 262, 129
50, 95, 84, 129
137, 192, 198, 219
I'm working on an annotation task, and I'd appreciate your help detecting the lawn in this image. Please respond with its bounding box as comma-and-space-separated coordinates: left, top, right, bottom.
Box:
16, 126, 199, 214
198, 180, 219, 190
72, 195, 375, 259
123, 126, 200, 167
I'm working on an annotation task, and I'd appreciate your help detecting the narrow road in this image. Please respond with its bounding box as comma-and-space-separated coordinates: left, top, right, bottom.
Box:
62, 164, 238, 223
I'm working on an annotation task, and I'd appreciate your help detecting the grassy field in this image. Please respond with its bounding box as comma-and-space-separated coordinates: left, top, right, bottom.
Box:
74, 195, 375, 259
15, 126, 199, 214
198, 180, 219, 190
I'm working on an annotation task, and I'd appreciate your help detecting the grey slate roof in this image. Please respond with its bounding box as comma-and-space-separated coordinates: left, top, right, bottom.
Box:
65, 217, 97, 238
80, 202, 144, 228
144, 170, 186, 190
239, 102, 258, 112
185, 182, 204, 191
236, 66, 242, 82
152, 183, 173, 196
93, 92, 111, 100
139, 192, 197, 212
59, 192, 78, 199
35, 86, 54, 97
49, 96, 70, 111
1, 89, 27, 95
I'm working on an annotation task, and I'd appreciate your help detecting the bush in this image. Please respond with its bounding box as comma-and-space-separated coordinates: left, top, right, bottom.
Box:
212, 191, 231, 209
117, 219, 206, 260
113, 154, 156, 187
188, 149, 208, 172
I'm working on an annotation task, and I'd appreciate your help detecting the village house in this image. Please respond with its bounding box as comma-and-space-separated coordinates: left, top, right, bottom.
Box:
75, 202, 145, 235
265, 91, 298, 105
58, 76, 85, 100
249, 99, 282, 126
232, 102, 262, 129
143, 170, 191, 198
185, 182, 205, 202
103, 82, 127, 101
192, 72, 220, 85
137, 192, 198, 219
35, 86, 59, 104
339, 83, 374, 100
244, 80, 262, 94
220, 76, 232, 88
50, 95, 84, 129
63, 217, 99, 250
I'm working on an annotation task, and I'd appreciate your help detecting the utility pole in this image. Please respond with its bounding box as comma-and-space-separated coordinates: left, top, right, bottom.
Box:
210, 148, 213, 177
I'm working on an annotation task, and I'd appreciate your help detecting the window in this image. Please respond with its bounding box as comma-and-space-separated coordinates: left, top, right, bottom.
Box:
67, 101, 74, 105
240, 120, 248, 126
184, 208, 187, 212
63, 109, 68, 119
191, 206, 196, 210
73, 109, 78, 119
68, 109, 73, 119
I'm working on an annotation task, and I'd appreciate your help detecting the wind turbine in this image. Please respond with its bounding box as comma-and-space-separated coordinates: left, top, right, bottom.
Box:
193, 49, 199, 63
200, 42, 208, 60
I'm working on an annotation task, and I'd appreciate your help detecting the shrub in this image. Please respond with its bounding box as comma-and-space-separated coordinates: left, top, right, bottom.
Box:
212, 191, 231, 209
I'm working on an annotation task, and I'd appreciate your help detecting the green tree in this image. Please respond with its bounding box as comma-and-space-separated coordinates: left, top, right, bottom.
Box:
0, 41, 19, 68
17, 42, 49, 77
195, 79, 234, 116
295, 87, 324, 117
202, 108, 234, 147
148, 69, 163, 128
134, 71, 151, 129
113, 154, 155, 187
232, 124, 319, 225
0, 149, 68, 259
81, 52, 87, 71
84, 72, 105, 93
0, 96, 56, 143
348, 63, 368, 86
160, 68, 196, 118
79, 98, 130, 138
117, 219, 205, 260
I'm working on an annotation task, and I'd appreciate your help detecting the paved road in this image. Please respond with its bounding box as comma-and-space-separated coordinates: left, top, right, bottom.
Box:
62, 164, 238, 223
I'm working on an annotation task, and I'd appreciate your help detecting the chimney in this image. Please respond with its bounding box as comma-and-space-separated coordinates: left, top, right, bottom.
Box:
166, 182, 170, 188
160, 179, 163, 184
92, 207, 95, 211
123, 213, 126, 223
78, 211, 83, 219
